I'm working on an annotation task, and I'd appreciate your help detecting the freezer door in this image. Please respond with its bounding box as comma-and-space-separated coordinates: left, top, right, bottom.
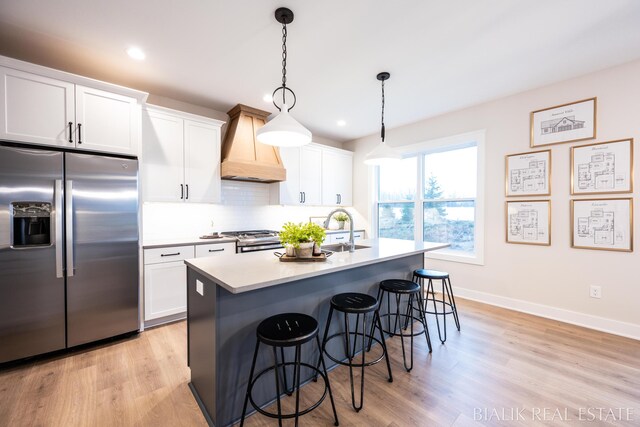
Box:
65, 152, 139, 347
0, 145, 65, 363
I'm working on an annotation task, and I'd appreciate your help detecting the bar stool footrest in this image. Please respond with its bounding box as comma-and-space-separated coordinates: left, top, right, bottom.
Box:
323, 332, 386, 368
248, 361, 329, 419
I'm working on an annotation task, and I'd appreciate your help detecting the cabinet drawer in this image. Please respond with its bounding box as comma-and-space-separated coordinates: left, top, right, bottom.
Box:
329, 232, 349, 244
144, 245, 195, 265
353, 231, 364, 241
195, 242, 236, 257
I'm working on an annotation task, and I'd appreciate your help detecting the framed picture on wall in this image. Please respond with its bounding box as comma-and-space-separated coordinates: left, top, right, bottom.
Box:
570, 138, 634, 195
505, 149, 551, 197
506, 200, 551, 246
570, 198, 633, 252
530, 97, 596, 147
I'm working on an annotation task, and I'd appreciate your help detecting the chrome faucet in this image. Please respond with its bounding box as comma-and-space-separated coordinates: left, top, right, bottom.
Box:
323, 208, 355, 252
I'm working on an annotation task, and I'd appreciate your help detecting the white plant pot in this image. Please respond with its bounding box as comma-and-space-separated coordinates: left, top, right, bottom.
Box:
295, 242, 314, 258
313, 242, 322, 256
338, 221, 345, 230
285, 245, 296, 257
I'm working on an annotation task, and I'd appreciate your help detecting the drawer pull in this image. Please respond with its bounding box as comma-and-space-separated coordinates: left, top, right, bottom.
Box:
208, 248, 225, 253
160, 252, 180, 257
335, 237, 345, 240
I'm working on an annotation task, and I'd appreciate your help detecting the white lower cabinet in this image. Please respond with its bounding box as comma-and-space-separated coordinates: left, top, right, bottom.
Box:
143, 242, 235, 325
144, 245, 194, 323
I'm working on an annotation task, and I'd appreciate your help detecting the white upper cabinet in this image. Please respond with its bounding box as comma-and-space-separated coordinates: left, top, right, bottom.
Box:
141, 106, 224, 203
272, 143, 353, 206
273, 145, 322, 205
184, 119, 222, 203
0, 58, 145, 156
75, 85, 138, 155
322, 148, 353, 206
0, 67, 74, 147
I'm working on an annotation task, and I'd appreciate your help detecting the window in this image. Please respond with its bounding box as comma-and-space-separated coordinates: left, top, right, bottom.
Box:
374, 131, 485, 264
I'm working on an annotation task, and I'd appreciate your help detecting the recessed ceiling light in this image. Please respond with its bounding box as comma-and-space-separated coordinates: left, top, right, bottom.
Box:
263, 94, 273, 103
126, 46, 146, 61
337, 120, 346, 127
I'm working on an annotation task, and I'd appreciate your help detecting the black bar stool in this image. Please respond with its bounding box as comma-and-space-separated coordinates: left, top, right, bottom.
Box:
374, 279, 432, 372
240, 313, 339, 427
316, 292, 393, 412
413, 269, 460, 344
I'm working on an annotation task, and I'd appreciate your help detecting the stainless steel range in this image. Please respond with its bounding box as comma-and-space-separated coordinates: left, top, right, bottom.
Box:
221, 230, 282, 253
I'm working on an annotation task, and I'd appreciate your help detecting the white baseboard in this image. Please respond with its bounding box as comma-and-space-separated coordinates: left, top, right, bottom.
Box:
454, 287, 640, 341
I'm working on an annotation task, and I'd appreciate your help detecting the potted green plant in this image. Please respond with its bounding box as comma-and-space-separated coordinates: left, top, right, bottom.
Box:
279, 222, 327, 258
304, 222, 326, 256
334, 213, 349, 230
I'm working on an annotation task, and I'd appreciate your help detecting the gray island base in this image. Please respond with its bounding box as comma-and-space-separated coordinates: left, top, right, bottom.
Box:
185, 239, 448, 426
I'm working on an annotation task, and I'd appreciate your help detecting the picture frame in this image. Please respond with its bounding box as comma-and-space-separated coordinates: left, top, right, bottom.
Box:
506, 200, 551, 246
505, 149, 551, 197
530, 97, 596, 147
570, 138, 634, 195
570, 198, 633, 252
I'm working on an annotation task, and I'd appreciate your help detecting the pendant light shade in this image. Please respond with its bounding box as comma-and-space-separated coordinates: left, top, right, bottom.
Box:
256, 105, 312, 147
364, 72, 401, 165
364, 141, 402, 165
257, 8, 311, 147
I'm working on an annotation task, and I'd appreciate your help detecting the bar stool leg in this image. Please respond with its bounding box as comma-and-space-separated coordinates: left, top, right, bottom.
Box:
272, 347, 284, 427
441, 279, 448, 343
314, 306, 334, 382
240, 341, 261, 427
316, 335, 340, 426
280, 347, 294, 396
395, 293, 413, 372
446, 277, 461, 331
416, 290, 433, 352
293, 344, 301, 427
375, 310, 393, 382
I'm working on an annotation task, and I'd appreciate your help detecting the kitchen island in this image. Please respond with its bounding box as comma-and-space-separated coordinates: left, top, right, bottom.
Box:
184, 238, 448, 426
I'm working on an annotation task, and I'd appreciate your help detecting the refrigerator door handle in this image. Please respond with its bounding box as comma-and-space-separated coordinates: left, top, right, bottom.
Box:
65, 180, 75, 277
55, 180, 64, 278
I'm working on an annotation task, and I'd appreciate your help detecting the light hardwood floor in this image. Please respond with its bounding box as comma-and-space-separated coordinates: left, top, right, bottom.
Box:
1, 298, 638, 426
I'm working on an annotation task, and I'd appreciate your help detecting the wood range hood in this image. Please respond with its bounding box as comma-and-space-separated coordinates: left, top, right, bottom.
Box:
220, 104, 286, 183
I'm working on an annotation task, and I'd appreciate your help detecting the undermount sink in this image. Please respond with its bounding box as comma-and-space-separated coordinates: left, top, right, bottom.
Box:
322, 244, 370, 252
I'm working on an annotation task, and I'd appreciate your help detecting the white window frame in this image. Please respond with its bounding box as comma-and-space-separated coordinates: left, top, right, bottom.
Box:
372, 130, 485, 265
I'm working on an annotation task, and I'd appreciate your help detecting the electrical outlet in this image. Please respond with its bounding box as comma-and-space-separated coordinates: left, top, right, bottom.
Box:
590, 285, 601, 299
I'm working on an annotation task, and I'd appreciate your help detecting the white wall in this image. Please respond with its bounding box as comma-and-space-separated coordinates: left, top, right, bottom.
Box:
344, 59, 640, 338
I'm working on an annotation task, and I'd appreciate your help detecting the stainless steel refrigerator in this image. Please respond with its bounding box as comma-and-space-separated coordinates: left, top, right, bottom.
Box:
0, 144, 139, 364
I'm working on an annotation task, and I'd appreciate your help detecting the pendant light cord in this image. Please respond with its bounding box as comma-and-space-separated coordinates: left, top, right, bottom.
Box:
380, 78, 386, 142
281, 22, 288, 106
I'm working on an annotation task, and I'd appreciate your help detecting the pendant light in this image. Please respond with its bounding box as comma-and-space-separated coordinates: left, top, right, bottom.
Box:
256, 7, 312, 147
364, 72, 402, 165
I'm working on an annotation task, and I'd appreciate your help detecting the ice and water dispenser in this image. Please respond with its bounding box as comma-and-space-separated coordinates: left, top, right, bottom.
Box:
12, 202, 52, 247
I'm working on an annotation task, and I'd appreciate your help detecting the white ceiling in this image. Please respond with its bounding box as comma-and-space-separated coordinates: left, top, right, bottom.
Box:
1, 1, 640, 142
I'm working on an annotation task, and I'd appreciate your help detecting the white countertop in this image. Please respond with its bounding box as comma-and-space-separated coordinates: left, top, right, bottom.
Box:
184, 238, 449, 294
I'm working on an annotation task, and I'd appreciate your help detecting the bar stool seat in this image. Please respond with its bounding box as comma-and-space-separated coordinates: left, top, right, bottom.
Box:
376, 279, 432, 372
257, 313, 318, 347
241, 313, 339, 427
413, 269, 461, 344
318, 292, 392, 412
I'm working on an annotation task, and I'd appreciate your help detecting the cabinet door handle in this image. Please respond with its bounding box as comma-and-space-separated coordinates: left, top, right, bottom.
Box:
303, 192, 306, 203
208, 248, 225, 253
335, 236, 345, 240
68, 122, 73, 143
180, 184, 184, 200
77, 123, 82, 144
161, 252, 180, 257
186, 184, 189, 200
336, 194, 339, 204
299, 192, 303, 203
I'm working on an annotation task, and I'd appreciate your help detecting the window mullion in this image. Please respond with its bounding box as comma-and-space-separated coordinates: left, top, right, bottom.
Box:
415, 154, 424, 243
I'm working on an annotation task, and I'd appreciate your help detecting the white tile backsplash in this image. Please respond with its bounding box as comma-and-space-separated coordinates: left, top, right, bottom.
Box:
142, 181, 365, 241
